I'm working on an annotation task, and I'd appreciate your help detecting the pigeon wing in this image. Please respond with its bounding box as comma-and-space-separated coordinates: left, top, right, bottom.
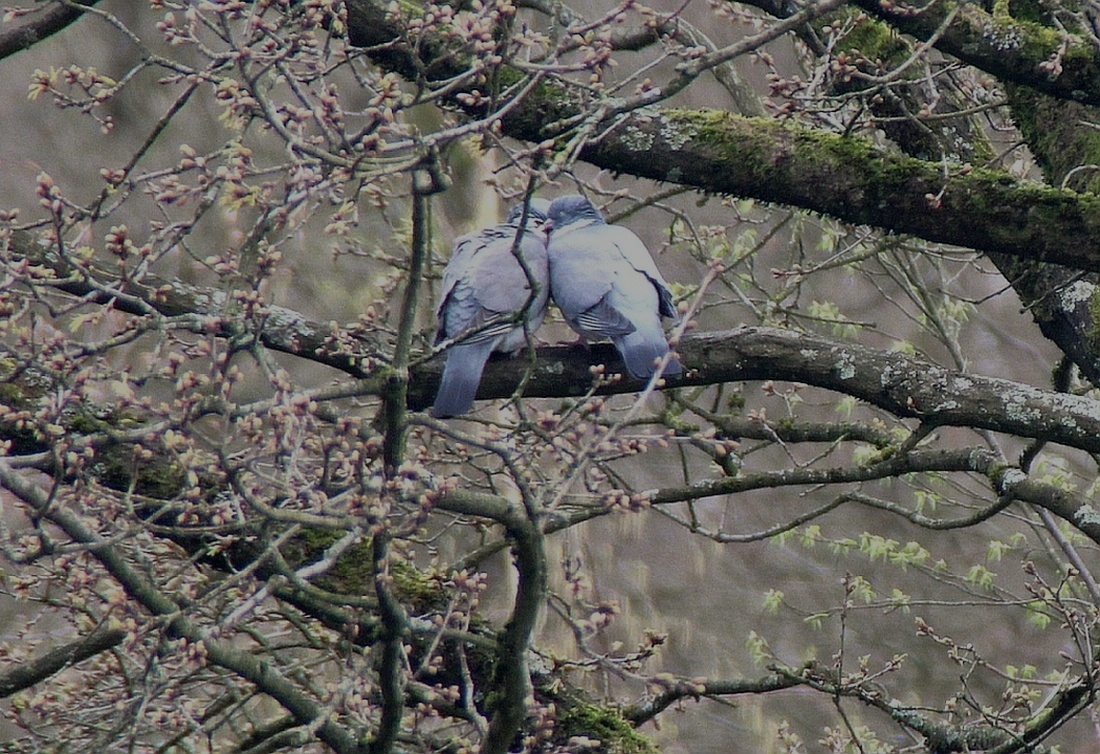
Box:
473, 230, 549, 317
547, 231, 616, 321
600, 224, 678, 320
574, 294, 637, 337
435, 228, 494, 342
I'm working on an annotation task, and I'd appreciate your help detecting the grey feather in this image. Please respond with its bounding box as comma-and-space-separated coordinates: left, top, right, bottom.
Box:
546, 195, 681, 380
432, 340, 497, 419
432, 200, 550, 417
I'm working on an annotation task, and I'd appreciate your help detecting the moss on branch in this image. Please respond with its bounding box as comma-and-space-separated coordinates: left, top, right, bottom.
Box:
849, 0, 1100, 106
342, 0, 1100, 271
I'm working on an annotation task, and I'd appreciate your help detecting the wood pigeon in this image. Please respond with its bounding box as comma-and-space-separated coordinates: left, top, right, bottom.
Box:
546, 194, 681, 380
431, 199, 551, 417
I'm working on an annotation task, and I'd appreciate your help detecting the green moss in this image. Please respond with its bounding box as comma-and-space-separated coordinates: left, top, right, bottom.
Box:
285, 529, 375, 593
663, 111, 782, 180
1088, 287, 1100, 348
809, 6, 998, 163
392, 559, 449, 611
1004, 0, 1090, 33
0, 359, 39, 452
0, 360, 50, 416
666, 109, 886, 184
837, 14, 908, 63
499, 69, 578, 146
985, 463, 1012, 486
953, 125, 997, 165
559, 704, 657, 754
92, 442, 186, 499
0, 381, 25, 408
1008, 85, 1100, 193
286, 530, 448, 610
935, 0, 1083, 76
1003, 16, 1074, 64
0, 358, 30, 408
66, 408, 111, 434
312, 535, 372, 589
1006, 0, 1047, 24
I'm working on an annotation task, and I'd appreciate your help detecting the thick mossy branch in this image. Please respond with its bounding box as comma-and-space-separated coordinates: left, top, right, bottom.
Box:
848, 0, 1100, 107
1008, 85, 1100, 195
576, 109, 1100, 271
813, 0, 1100, 390
343, 0, 1100, 272
811, 6, 996, 163
997, 83, 1100, 385
818, 0, 1100, 388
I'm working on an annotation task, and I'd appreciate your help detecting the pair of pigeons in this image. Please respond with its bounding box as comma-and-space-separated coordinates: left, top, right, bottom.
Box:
431, 194, 682, 418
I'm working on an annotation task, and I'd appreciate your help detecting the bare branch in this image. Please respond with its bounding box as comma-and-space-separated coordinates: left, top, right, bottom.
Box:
0, 1, 99, 61
623, 672, 801, 724
0, 461, 364, 754
0, 625, 124, 698
371, 532, 409, 754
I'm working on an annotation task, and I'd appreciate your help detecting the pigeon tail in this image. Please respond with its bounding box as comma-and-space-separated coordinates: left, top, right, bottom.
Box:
432, 342, 495, 418
614, 329, 682, 380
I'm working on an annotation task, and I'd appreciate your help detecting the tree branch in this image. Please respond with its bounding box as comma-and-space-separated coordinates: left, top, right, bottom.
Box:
1, 229, 385, 378
566, 109, 1100, 271
8, 237, 1100, 460
10, 243, 1100, 461
413, 326, 1100, 456
849, 0, 1100, 107
623, 672, 800, 724
0, 460, 365, 754
0, 1, 99, 61
370, 532, 408, 754
0, 624, 124, 698
341, 1, 1100, 272
480, 506, 546, 754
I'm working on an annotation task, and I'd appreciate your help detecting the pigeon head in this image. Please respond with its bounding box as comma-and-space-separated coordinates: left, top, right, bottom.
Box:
506, 198, 551, 225
547, 195, 605, 230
